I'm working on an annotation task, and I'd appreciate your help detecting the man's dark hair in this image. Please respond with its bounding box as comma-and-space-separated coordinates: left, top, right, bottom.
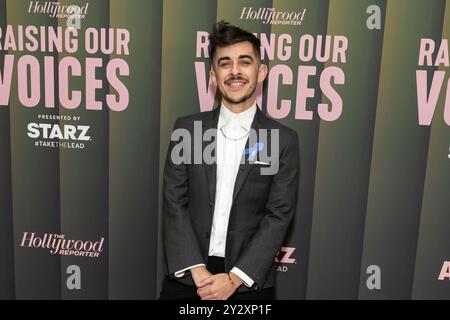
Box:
209, 20, 261, 62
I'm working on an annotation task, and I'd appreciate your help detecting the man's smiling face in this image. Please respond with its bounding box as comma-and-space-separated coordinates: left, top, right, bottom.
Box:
211, 41, 267, 111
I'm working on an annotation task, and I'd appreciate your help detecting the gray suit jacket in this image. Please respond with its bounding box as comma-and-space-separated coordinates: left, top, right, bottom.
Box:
163, 107, 299, 292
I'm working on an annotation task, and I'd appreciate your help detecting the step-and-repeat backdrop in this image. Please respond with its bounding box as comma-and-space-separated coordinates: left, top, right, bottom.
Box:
0, 0, 449, 300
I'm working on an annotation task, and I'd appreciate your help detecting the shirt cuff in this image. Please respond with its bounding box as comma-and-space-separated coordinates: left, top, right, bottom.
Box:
174, 264, 206, 278
230, 267, 254, 288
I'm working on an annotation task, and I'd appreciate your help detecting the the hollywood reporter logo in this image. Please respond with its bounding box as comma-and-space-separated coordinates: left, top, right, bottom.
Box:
240, 7, 306, 26
20, 232, 104, 258
28, 1, 89, 19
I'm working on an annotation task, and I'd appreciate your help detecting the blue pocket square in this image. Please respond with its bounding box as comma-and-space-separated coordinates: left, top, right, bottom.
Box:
243, 142, 264, 161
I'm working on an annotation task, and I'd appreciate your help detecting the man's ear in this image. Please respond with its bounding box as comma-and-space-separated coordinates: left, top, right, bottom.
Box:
258, 64, 268, 84
210, 66, 217, 87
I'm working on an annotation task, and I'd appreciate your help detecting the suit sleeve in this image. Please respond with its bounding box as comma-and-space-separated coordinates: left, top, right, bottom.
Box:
163, 118, 206, 277
233, 130, 300, 289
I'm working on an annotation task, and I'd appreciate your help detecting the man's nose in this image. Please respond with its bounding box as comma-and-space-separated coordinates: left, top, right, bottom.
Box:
230, 62, 241, 76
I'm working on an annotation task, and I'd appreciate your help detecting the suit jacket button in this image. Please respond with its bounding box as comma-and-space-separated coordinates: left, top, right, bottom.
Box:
205, 232, 210, 239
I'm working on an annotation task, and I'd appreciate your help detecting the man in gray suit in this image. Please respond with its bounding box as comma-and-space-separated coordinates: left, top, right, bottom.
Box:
160, 21, 299, 300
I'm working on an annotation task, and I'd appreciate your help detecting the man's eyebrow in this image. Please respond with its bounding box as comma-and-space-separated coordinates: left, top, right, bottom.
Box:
217, 57, 231, 64
238, 55, 254, 60
217, 55, 254, 64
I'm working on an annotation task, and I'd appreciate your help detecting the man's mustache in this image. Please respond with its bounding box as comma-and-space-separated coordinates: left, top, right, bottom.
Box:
225, 75, 248, 84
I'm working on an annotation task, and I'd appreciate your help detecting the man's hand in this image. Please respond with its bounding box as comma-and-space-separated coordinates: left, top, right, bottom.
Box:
196, 273, 243, 300
190, 266, 213, 288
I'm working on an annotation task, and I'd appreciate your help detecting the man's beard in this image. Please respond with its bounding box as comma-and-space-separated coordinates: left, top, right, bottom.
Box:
219, 77, 257, 105
221, 90, 255, 105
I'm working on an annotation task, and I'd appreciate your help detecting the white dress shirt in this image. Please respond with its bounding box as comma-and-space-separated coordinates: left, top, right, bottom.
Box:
175, 103, 257, 288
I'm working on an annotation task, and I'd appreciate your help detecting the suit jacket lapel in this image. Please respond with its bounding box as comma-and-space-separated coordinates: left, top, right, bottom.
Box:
232, 107, 263, 201
203, 107, 220, 203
